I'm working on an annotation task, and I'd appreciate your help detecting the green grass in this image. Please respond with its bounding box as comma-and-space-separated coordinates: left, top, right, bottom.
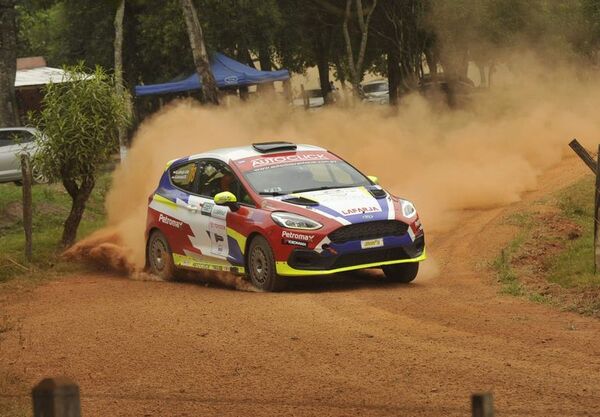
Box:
0, 174, 111, 284
549, 177, 600, 289
491, 212, 532, 296
493, 175, 600, 315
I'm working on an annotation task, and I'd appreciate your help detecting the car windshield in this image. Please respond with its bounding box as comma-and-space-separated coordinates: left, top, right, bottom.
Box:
362, 82, 388, 93
240, 159, 371, 196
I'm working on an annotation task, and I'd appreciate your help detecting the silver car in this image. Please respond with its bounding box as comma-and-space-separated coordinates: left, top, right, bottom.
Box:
0, 127, 47, 185
361, 79, 389, 104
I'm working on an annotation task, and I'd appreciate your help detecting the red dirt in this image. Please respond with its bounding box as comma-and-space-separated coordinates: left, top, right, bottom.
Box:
1, 156, 599, 417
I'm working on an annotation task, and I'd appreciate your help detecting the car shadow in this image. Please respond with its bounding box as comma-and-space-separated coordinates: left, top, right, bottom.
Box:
175, 268, 421, 294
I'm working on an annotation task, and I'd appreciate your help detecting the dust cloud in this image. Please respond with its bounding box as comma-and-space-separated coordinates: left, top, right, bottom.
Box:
65, 53, 600, 286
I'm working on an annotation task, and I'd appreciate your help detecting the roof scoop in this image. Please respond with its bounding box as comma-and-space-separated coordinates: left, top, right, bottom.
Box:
252, 141, 297, 153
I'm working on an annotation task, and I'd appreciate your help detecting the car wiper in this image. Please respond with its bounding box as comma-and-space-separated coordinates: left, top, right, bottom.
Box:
259, 191, 287, 196
290, 185, 358, 194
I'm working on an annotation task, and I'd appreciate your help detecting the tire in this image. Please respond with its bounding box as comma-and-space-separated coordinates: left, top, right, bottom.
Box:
13, 181, 22, 186
247, 235, 285, 292
31, 164, 49, 185
382, 262, 419, 283
147, 230, 177, 281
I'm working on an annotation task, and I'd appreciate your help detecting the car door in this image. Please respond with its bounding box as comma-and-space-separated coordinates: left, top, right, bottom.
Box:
191, 159, 237, 261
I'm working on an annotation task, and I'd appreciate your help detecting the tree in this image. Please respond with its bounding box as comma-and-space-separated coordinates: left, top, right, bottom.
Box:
342, 0, 378, 97
370, 0, 429, 105
33, 65, 130, 247
114, 0, 130, 161
0, 0, 18, 127
180, 0, 219, 105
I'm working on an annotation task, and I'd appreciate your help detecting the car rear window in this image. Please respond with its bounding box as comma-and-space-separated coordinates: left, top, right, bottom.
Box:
170, 162, 197, 192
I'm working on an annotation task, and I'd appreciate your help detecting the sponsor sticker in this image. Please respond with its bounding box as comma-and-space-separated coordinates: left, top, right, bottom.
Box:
281, 230, 314, 243
234, 151, 340, 172
201, 202, 214, 216
282, 238, 309, 248
211, 205, 228, 219
210, 222, 228, 256
340, 206, 381, 216
158, 213, 183, 229
360, 238, 384, 249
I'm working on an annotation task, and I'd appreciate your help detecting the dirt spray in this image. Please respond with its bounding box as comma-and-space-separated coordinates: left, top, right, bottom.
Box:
64, 56, 600, 287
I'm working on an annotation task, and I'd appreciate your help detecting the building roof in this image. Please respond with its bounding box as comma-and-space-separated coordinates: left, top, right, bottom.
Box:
15, 66, 69, 88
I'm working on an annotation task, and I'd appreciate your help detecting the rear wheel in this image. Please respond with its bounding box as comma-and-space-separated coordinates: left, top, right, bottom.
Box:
382, 262, 419, 283
31, 164, 49, 184
147, 230, 176, 281
247, 236, 285, 292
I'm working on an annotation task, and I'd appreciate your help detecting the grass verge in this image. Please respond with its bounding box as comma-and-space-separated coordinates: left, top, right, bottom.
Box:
0, 174, 110, 284
492, 176, 600, 316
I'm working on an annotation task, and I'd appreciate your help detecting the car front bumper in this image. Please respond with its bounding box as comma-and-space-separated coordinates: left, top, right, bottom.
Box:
275, 235, 426, 276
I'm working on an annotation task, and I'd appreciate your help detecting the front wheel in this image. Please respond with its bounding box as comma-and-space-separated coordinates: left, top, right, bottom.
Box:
247, 236, 285, 292
147, 230, 176, 281
382, 262, 419, 283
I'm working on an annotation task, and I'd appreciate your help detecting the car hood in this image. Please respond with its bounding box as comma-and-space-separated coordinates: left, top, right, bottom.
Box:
264, 186, 397, 225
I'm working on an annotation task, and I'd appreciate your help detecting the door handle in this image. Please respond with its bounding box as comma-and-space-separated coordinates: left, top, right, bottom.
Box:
185, 204, 199, 212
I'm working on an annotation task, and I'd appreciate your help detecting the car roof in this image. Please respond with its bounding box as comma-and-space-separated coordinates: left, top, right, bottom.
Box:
180, 143, 328, 165
361, 79, 388, 86
0, 127, 39, 133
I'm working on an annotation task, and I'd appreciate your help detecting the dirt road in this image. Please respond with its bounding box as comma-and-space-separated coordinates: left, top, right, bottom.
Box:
1, 156, 599, 416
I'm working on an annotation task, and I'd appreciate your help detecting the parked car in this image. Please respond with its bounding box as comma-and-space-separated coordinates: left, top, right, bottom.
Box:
0, 127, 48, 185
361, 79, 389, 104
418, 75, 476, 107
145, 141, 426, 291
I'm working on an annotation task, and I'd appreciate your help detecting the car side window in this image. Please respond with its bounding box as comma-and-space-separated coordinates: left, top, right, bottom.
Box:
0, 131, 17, 147
197, 160, 253, 204
169, 162, 198, 193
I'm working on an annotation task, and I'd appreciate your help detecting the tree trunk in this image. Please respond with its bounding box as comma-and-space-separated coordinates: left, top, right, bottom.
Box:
61, 176, 95, 248
0, 0, 18, 127
180, 0, 219, 105
342, 0, 378, 98
387, 51, 399, 106
235, 48, 252, 100
316, 50, 332, 105
114, 0, 130, 161
257, 45, 275, 93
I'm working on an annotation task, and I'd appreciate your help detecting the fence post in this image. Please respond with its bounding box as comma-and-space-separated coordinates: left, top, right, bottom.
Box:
595, 144, 600, 273
471, 392, 494, 417
32, 377, 81, 417
569, 139, 597, 175
300, 84, 309, 110
20, 154, 33, 262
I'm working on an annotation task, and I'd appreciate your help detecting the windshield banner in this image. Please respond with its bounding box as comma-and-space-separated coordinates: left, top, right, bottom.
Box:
233, 151, 340, 172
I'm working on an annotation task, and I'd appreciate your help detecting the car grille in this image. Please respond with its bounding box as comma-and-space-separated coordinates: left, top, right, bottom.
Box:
328, 220, 409, 244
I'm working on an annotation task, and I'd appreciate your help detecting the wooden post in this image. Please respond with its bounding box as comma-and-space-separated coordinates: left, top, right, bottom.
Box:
20, 154, 32, 262
471, 392, 494, 417
569, 139, 600, 273
595, 144, 600, 273
569, 139, 597, 175
32, 377, 81, 417
300, 84, 309, 110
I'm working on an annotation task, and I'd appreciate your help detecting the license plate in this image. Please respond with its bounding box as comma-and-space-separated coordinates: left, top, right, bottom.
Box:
361, 238, 383, 249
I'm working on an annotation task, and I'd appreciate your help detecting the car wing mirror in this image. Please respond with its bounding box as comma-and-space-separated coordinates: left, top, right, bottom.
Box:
214, 191, 239, 211
367, 175, 379, 185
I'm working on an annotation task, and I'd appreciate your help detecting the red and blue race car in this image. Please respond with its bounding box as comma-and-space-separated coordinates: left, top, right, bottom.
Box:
145, 142, 425, 291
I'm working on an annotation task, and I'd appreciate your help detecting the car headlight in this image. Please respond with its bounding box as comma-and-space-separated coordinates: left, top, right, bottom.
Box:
400, 199, 417, 218
271, 212, 323, 230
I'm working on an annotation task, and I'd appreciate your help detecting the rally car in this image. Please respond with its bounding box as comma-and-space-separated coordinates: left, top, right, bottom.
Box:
145, 142, 425, 291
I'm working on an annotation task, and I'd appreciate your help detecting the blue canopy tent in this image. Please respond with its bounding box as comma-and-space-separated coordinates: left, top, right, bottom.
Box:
135, 52, 290, 96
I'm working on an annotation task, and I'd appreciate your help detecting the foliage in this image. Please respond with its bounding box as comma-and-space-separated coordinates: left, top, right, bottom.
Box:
33, 64, 129, 183
32, 64, 130, 246
13, 0, 600, 104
